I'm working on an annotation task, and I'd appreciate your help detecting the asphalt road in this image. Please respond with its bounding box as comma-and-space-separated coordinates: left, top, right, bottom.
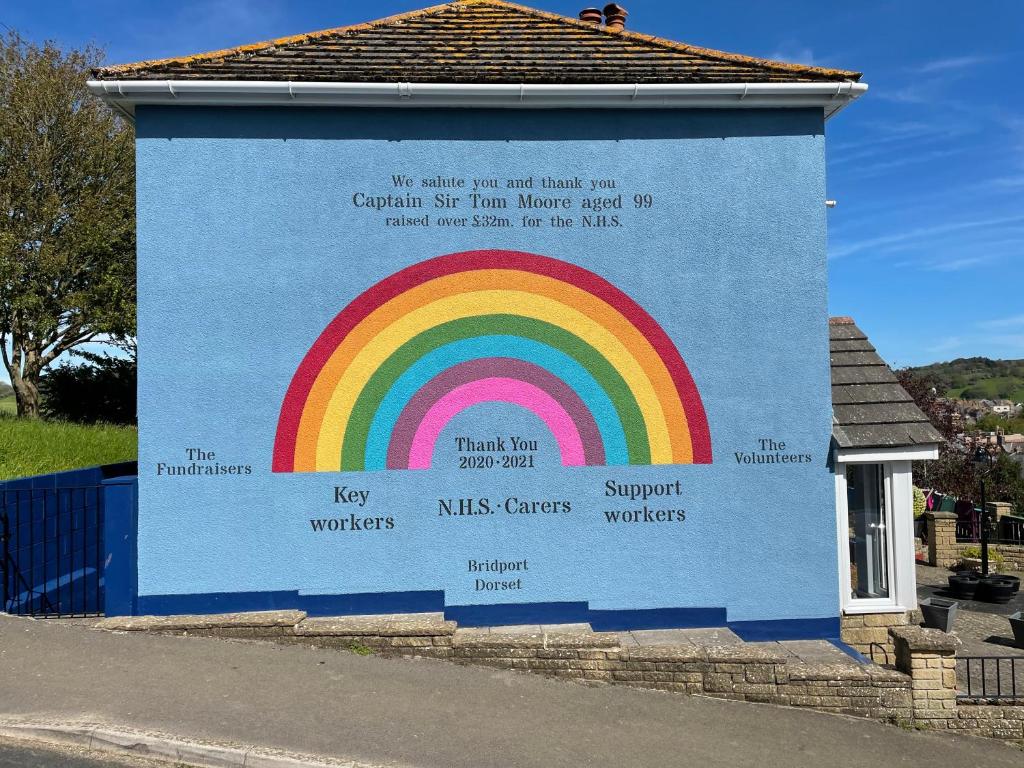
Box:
1, 615, 1022, 768
0, 738, 163, 767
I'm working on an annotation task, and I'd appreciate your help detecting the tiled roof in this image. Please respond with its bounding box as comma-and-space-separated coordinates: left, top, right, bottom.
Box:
830, 317, 944, 450
92, 0, 862, 84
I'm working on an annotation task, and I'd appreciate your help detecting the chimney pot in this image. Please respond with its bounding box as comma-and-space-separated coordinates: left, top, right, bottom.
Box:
603, 3, 627, 32
579, 7, 602, 25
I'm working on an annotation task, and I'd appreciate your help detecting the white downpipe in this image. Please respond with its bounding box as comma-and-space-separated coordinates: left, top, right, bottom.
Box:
87, 79, 867, 119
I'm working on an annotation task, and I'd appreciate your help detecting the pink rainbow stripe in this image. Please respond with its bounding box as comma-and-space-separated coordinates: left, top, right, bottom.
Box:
388, 358, 604, 469
407, 378, 587, 469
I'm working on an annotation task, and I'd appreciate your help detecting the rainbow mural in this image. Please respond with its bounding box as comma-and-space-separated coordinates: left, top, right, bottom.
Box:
273, 250, 711, 472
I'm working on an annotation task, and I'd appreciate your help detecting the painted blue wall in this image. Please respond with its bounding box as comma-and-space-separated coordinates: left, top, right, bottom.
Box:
135, 106, 837, 636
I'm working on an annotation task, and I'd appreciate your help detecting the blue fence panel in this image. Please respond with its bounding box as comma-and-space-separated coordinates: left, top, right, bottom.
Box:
1, 462, 136, 617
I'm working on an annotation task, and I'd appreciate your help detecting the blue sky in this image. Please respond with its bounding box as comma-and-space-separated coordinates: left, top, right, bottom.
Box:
3, 0, 1022, 374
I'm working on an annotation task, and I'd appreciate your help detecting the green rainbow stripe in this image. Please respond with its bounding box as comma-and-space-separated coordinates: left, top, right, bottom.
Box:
341, 314, 650, 470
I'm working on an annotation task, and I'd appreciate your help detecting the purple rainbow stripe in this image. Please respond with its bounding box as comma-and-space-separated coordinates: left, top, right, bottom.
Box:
407, 379, 585, 469
387, 358, 605, 469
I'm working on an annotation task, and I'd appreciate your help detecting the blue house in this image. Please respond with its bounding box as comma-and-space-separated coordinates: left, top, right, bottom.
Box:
86, 1, 940, 649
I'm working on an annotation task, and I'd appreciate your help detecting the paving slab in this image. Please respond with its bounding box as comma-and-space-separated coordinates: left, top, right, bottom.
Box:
674, 627, 744, 645
539, 623, 591, 633
777, 640, 854, 664
491, 624, 543, 634
627, 629, 692, 646
453, 626, 491, 636
95, 611, 306, 632
626, 627, 744, 647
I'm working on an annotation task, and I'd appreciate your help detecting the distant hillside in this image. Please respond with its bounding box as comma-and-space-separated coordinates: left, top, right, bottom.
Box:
909, 357, 1024, 402
0, 382, 11, 398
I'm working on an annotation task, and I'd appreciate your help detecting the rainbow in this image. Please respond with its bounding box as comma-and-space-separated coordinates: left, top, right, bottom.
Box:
273, 250, 711, 472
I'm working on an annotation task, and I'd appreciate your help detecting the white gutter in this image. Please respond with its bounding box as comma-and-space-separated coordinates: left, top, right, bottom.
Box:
87, 80, 867, 120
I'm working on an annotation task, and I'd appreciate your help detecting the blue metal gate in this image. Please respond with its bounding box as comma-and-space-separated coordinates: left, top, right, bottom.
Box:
0, 462, 135, 617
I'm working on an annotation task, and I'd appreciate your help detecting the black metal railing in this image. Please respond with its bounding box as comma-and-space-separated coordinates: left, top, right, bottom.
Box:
954, 508, 1024, 546
958, 656, 1024, 701
955, 510, 981, 542
1, 486, 104, 617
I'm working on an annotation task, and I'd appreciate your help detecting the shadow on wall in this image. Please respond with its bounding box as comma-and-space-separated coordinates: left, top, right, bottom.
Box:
135, 106, 825, 142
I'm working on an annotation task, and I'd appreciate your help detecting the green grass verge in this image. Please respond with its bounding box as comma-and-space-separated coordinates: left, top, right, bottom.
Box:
0, 414, 137, 481
0, 396, 15, 415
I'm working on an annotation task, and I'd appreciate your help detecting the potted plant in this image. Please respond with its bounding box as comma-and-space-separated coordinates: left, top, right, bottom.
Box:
975, 575, 1017, 604
947, 571, 980, 599
920, 597, 959, 632
999, 574, 1020, 594
955, 546, 1005, 574
1010, 612, 1024, 648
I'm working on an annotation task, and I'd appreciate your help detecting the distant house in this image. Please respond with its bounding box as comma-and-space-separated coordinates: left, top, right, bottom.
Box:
88, 0, 942, 655
1003, 433, 1024, 454
992, 400, 1015, 416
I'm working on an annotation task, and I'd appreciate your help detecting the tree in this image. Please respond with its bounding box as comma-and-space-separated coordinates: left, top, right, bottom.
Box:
895, 369, 956, 441
0, 31, 135, 417
896, 367, 975, 499
40, 343, 136, 425
897, 368, 1024, 513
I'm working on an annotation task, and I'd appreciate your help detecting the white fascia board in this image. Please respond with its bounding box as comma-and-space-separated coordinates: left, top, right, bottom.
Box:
87, 80, 867, 121
834, 445, 940, 464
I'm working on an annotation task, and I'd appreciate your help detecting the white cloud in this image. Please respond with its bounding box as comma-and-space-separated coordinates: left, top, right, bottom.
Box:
978, 314, 1024, 330
831, 119, 973, 158
767, 46, 816, 65
915, 55, 996, 74
878, 56, 998, 103
930, 336, 964, 354
924, 255, 992, 272
989, 174, 1024, 188
829, 214, 1024, 260
989, 334, 1024, 350
839, 147, 963, 177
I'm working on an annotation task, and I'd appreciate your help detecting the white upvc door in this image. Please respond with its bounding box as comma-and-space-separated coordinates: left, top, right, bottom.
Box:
835, 457, 916, 614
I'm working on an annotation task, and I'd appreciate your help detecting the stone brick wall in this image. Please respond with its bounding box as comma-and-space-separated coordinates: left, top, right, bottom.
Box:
840, 612, 910, 665
954, 543, 1024, 571
925, 511, 958, 568
891, 626, 958, 725
952, 705, 1024, 740
412, 631, 912, 721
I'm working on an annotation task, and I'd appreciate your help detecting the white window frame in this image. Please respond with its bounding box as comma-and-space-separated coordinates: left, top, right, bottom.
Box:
834, 454, 919, 615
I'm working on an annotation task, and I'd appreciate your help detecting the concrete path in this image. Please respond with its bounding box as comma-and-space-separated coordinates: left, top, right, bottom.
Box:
0, 737, 166, 767
1, 615, 1021, 768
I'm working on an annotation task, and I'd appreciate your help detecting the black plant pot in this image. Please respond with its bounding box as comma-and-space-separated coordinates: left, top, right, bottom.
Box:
920, 597, 959, 632
1010, 612, 1024, 649
975, 576, 1016, 604
948, 574, 979, 600
1000, 575, 1020, 594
